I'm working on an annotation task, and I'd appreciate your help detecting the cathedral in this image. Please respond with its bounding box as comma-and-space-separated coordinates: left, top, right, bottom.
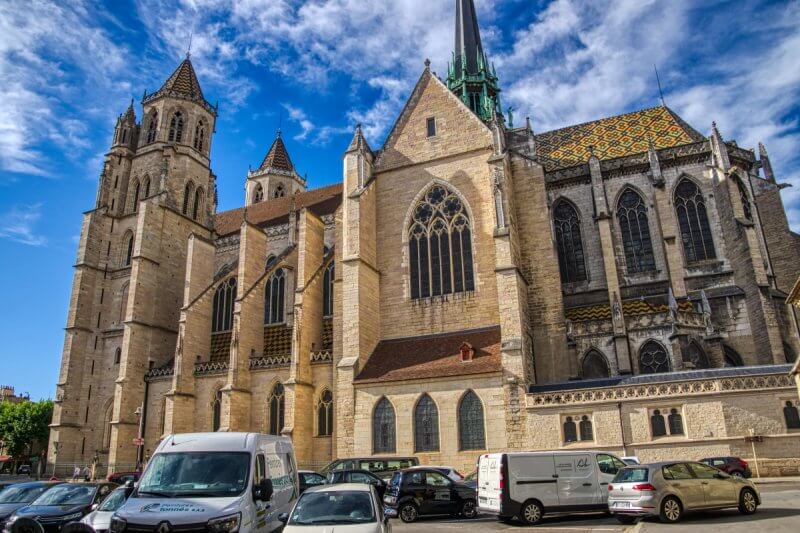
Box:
49, 0, 800, 476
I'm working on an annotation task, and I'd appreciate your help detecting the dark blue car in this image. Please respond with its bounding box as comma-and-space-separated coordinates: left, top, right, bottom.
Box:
6, 482, 116, 532
0, 481, 63, 530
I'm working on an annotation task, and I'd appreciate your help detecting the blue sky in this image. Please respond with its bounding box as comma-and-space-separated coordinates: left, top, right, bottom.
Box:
1, 0, 799, 400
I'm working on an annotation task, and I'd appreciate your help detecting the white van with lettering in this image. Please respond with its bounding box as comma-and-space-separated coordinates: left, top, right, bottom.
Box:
110, 432, 297, 533
477, 451, 627, 525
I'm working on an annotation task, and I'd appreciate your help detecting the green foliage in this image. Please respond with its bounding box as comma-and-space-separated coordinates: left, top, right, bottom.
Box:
0, 399, 53, 458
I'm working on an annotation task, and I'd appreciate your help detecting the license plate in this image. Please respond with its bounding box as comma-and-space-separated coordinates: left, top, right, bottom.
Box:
614, 501, 630, 508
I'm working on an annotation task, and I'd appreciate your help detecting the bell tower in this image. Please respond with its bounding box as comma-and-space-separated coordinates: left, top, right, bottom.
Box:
245, 131, 307, 205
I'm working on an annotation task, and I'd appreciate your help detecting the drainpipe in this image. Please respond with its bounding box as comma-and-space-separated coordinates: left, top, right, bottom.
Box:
137, 370, 151, 468
616, 402, 628, 457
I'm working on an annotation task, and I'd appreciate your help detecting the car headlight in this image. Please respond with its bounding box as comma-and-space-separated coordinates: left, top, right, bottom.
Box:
207, 512, 241, 533
110, 516, 127, 533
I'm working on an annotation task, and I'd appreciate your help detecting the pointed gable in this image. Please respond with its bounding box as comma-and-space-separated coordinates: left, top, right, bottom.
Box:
259, 134, 295, 173
160, 58, 205, 101
377, 68, 493, 169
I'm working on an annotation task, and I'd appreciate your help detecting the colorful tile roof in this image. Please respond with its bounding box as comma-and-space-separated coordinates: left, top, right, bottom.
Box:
264, 324, 292, 357
322, 318, 333, 351
210, 331, 231, 362
355, 325, 502, 383
565, 299, 695, 321
157, 58, 205, 102
259, 134, 295, 173
535, 106, 705, 171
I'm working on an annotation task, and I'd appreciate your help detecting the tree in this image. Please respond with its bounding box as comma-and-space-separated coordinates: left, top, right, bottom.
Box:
0, 399, 53, 459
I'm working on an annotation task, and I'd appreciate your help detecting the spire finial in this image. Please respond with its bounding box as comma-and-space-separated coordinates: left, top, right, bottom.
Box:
186, 32, 193, 59
654, 64, 665, 106
424, 58, 431, 69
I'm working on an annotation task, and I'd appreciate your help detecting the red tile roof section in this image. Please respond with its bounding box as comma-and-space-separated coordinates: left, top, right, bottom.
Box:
354, 325, 502, 384
214, 183, 342, 237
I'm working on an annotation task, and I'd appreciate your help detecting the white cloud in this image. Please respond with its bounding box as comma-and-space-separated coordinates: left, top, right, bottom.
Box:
282, 103, 315, 141
0, 203, 48, 246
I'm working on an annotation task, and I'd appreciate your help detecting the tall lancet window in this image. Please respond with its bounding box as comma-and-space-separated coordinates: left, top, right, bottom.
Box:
408, 184, 474, 299
264, 267, 285, 324
168, 111, 184, 143
617, 189, 656, 273
372, 397, 396, 453
268, 383, 285, 435
413, 394, 439, 452
194, 121, 205, 151
735, 176, 753, 220
253, 183, 264, 204
146, 111, 158, 144
553, 200, 587, 283
323, 261, 334, 317
675, 179, 715, 262
212, 277, 237, 332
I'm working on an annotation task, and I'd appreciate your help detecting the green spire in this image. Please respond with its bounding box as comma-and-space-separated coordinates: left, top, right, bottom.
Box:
447, 0, 502, 122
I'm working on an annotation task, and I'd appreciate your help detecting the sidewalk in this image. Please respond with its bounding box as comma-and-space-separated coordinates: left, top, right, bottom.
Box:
751, 476, 800, 484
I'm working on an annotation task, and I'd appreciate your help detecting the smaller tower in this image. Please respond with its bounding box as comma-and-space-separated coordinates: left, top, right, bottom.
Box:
446, 0, 502, 121
112, 101, 139, 151
246, 131, 306, 205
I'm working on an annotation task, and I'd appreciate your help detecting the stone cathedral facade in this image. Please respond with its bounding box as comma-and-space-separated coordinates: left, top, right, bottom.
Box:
49, 1, 800, 476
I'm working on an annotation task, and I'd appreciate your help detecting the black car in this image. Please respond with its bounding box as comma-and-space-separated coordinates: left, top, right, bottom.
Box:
6, 482, 117, 531
327, 469, 388, 498
0, 482, 63, 531
322, 457, 419, 480
298, 471, 326, 494
383, 467, 477, 523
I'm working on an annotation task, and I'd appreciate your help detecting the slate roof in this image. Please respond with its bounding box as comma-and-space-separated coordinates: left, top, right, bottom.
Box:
214, 183, 342, 237
259, 134, 295, 173
354, 325, 502, 384
535, 106, 706, 171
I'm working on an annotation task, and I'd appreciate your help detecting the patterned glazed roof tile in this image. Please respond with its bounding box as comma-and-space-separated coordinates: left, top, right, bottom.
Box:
259, 134, 295, 172
210, 331, 231, 362
264, 324, 292, 357
565, 299, 694, 321
355, 325, 502, 383
322, 318, 333, 351
158, 58, 205, 102
535, 106, 705, 171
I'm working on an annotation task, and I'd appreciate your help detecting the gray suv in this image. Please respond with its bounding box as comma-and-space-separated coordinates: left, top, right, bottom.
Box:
608, 461, 760, 524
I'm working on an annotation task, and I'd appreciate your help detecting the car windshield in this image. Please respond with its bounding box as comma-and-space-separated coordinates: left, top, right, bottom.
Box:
137, 452, 250, 497
464, 470, 477, 481
612, 468, 649, 483
289, 491, 376, 525
0, 485, 53, 504
97, 488, 127, 512
32, 484, 96, 506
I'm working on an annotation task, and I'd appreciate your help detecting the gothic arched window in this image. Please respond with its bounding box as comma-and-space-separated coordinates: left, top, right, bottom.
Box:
130, 179, 140, 213
651, 409, 667, 437
264, 268, 285, 324
142, 176, 150, 199
123, 232, 134, 267
675, 179, 716, 263
617, 189, 655, 273
146, 111, 158, 144
723, 344, 744, 367
253, 183, 264, 204
372, 397, 396, 453
168, 111, 184, 143
323, 262, 334, 317
408, 184, 474, 299
194, 121, 205, 151
563, 416, 577, 443
414, 394, 439, 452
119, 283, 129, 324
268, 383, 285, 435
212, 277, 237, 332
553, 200, 587, 283
639, 340, 670, 374
183, 181, 195, 215
193, 187, 204, 220
668, 408, 684, 435
784, 401, 800, 429
102, 403, 113, 449
458, 390, 485, 451
579, 415, 594, 441
685, 342, 710, 369
582, 350, 610, 379
317, 389, 333, 437
735, 176, 752, 220
783, 343, 797, 364
212, 390, 221, 432
114, 347, 121, 364
273, 183, 286, 198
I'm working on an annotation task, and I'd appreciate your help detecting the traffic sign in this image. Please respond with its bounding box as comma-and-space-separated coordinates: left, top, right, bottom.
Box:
133, 437, 145, 446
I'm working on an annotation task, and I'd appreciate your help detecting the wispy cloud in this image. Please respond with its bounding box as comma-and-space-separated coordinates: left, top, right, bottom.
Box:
0, 203, 48, 246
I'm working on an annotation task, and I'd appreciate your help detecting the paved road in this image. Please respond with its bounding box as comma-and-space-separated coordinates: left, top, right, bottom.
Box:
392, 482, 800, 532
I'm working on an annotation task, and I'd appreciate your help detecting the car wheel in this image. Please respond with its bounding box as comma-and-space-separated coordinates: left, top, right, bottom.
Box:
10, 518, 44, 533
731, 471, 744, 478
739, 488, 758, 515
399, 502, 418, 523
460, 499, 477, 519
616, 515, 637, 524
659, 496, 683, 523
520, 500, 544, 525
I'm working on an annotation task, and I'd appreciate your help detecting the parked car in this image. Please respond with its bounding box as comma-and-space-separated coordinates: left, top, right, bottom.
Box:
477, 451, 628, 525
0, 481, 63, 531
111, 432, 297, 533
322, 457, 418, 480
699, 456, 752, 478
383, 467, 477, 523
106, 471, 140, 485
406, 465, 463, 482
462, 470, 477, 489
5, 482, 117, 531
621, 456, 640, 465
608, 461, 760, 524
80, 486, 131, 532
299, 471, 327, 494
16, 466, 31, 476
280, 483, 390, 532
327, 469, 388, 498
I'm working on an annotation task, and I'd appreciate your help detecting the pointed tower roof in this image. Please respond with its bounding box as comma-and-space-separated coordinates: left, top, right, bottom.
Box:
144, 56, 215, 113
259, 132, 295, 173
346, 124, 372, 154
454, 0, 484, 75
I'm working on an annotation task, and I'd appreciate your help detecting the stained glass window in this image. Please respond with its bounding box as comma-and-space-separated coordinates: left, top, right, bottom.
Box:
414, 394, 439, 452
553, 200, 587, 283
735, 176, 752, 220
323, 262, 334, 317
651, 409, 667, 437
269, 383, 285, 435
675, 179, 716, 262
668, 408, 684, 435
317, 389, 333, 436
582, 350, 609, 379
458, 390, 485, 450
264, 268, 285, 324
639, 340, 670, 374
563, 416, 577, 443
212, 277, 237, 332
617, 189, 656, 273
373, 398, 396, 453
579, 415, 594, 441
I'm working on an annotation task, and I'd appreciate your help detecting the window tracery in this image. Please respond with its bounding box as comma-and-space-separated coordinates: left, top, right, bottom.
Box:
675, 179, 716, 262
617, 189, 655, 273
553, 200, 587, 283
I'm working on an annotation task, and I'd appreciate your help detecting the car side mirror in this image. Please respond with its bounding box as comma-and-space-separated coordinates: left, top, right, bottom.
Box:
277, 513, 288, 524
714, 472, 727, 479
254, 478, 273, 502
91, 503, 99, 511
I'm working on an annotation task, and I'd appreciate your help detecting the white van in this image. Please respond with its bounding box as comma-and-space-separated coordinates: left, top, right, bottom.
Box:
477, 451, 627, 525
110, 432, 297, 533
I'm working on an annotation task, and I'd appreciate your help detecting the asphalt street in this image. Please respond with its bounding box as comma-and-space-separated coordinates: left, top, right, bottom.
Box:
392, 481, 800, 532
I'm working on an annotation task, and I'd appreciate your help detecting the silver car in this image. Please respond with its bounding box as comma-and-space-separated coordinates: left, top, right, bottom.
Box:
608, 461, 760, 524
279, 483, 391, 532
